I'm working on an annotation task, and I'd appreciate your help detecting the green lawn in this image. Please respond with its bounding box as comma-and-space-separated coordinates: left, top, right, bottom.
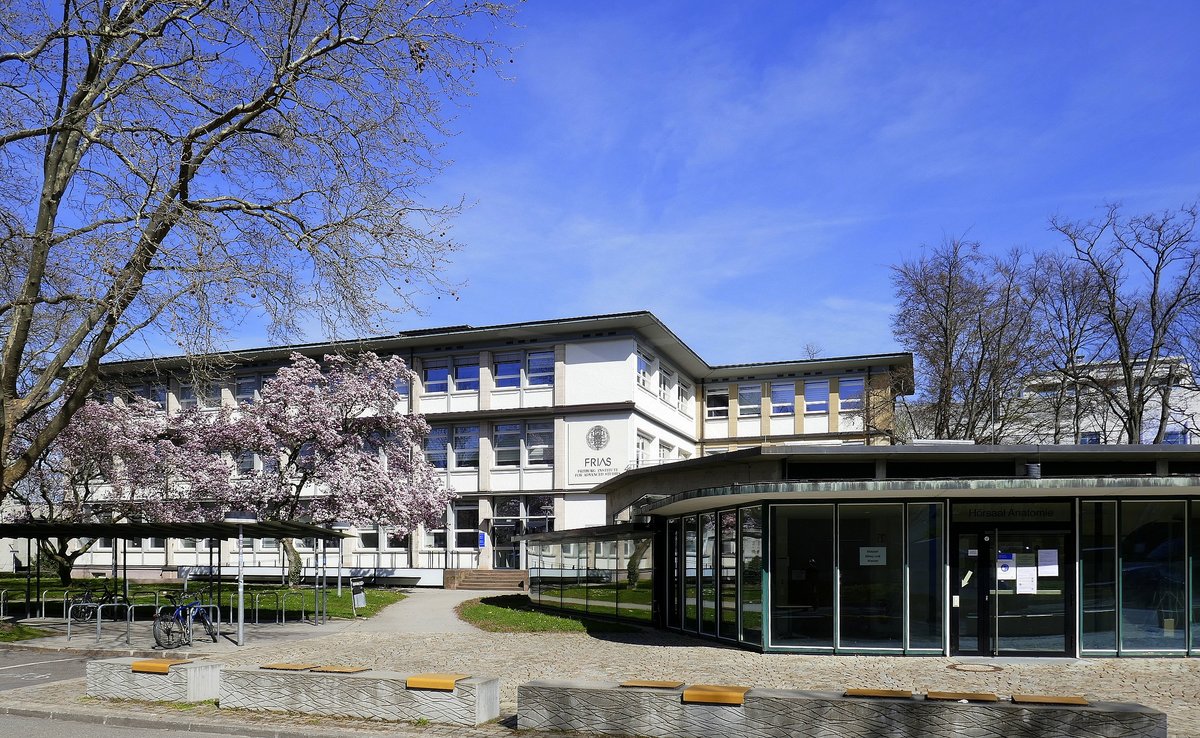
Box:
0, 577, 405, 621
0, 622, 51, 642
456, 595, 640, 633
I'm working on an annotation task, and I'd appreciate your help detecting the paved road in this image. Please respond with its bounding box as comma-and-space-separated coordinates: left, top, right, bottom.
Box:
0, 651, 86, 692
0, 715, 235, 737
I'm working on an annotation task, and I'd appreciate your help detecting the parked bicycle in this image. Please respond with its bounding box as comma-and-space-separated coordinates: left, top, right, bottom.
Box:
68, 583, 128, 623
153, 592, 218, 648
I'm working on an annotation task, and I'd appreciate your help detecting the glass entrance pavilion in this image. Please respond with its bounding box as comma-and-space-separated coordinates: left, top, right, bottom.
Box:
522, 445, 1200, 658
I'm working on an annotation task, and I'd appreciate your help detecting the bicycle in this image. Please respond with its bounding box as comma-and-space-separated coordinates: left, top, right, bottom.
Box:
153, 592, 218, 648
69, 584, 127, 623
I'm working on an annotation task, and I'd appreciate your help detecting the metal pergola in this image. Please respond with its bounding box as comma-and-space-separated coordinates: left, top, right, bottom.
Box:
0, 520, 351, 645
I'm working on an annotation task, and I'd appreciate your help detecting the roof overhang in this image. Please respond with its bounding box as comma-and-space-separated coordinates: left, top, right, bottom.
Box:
0, 520, 351, 541
514, 521, 655, 545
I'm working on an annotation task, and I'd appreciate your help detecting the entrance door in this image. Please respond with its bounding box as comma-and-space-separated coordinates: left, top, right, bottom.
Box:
952, 528, 1072, 656
492, 519, 519, 569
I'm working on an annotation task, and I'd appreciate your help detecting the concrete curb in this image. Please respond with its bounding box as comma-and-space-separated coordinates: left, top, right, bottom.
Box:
0, 640, 205, 660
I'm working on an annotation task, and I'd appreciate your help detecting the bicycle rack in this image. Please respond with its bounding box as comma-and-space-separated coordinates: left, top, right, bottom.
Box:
0, 589, 6, 620
41, 589, 70, 620
256, 591, 282, 625
225, 591, 273, 626
279, 590, 306, 624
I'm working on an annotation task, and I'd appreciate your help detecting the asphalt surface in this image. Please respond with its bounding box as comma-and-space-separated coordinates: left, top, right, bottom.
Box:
0, 651, 86, 692
0, 714, 237, 737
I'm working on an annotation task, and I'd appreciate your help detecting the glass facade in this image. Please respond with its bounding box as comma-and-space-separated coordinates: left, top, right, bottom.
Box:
527, 494, 1199, 659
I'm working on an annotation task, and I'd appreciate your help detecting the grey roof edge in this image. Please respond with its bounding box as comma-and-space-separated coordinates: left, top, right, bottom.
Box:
644, 476, 1200, 515
514, 521, 654, 544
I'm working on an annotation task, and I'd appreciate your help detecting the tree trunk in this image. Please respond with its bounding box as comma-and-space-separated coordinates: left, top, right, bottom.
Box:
625, 538, 652, 589
38, 540, 82, 586
280, 538, 304, 587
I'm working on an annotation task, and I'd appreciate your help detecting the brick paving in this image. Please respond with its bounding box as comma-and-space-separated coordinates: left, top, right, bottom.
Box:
1, 589, 1198, 736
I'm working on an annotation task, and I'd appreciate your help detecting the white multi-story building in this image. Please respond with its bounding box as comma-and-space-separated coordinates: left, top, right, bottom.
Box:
3, 311, 911, 585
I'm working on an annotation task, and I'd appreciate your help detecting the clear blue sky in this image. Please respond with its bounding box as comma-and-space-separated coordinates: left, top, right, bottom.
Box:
283, 2, 1200, 364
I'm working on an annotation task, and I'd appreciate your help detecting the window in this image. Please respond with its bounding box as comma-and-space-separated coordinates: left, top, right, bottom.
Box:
738, 383, 762, 417
659, 367, 675, 402
178, 383, 197, 410
259, 537, 278, 549
678, 382, 693, 414
425, 426, 449, 468
1079, 431, 1101, 445
148, 384, 168, 409
386, 529, 409, 549
453, 356, 479, 391
355, 530, 379, 549
526, 421, 554, 465
235, 375, 260, 403
839, 377, 865, 412
452, 424, 479, 468
659, 442, 674, 460
394, 374, 409, 396
235, 451, 255, 475
804, 380, 829, 413
1164, 429, 1189, 445
636, 433, 652, 464
148, 537, 166, 549
771, 381, 795, 415
527, 351, 554, 386
423, 360, 449, 393
706, 386, 729, 419
706, 447, 727, 456
423, 525, 447, 549
493, 423, 521, 466
177, 538, 196, 550
636, 350, 654, 389
199, 381, 221, 409
494, 354, 521, 388
454, 505, 480, 548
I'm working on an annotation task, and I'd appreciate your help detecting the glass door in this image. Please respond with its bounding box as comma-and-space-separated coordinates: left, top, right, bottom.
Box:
994, 531, 1068, 654
953, 527, 1072, 656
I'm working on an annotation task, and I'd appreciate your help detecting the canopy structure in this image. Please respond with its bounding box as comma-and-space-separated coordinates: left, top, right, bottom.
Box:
0, 519, 351, 541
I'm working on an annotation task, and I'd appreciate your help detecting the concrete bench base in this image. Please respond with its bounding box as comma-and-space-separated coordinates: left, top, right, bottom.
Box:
219, 667, 499, 726
86, 658, 221, 703
517, 680, 1167, 738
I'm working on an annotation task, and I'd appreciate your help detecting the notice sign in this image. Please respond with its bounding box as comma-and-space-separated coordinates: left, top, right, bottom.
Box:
1037, 548, 1059, 577
1016, 553, 1038, 594
996, 552, 1016, 580
859, 547, 887, 566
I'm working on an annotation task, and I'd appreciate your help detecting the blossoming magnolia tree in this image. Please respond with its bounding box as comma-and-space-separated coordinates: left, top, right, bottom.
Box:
33, 352, 449, 584
7, 397, 176, 584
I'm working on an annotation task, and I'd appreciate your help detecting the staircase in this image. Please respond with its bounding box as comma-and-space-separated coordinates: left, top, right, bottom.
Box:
445, 568, 528, 591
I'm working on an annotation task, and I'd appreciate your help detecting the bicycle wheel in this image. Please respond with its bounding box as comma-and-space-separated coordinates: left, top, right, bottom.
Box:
198, 611, 218, 643
71, 600, 96, 624
153, 614, 187, 649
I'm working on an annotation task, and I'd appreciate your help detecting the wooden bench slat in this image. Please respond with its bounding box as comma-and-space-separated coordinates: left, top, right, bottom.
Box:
407, 673, 470, 691
130, 659, 191, 674
681, 684, 751, 705
621, 680, 685, 689
310, 665, 370, 674
1012, 694, 1090, 706
926, 691, 1000, 702
259, 663, 320, 671
845, 688, 913, 699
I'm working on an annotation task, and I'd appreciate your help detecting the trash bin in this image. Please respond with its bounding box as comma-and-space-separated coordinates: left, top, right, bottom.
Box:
351, 577, 366, 612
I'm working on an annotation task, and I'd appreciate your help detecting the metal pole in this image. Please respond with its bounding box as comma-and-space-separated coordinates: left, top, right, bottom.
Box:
237, 524, 245, 646
320, 538, 327, 624
25, 538, 31, 620
336, 535, 343, 597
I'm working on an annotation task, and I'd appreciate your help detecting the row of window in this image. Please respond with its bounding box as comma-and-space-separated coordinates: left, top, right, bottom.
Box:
706, 378, 864, 420
1079, 429, 1190, 445
424, 421, 554, 469
422, 350, 554, 394
636, 349, 694, 415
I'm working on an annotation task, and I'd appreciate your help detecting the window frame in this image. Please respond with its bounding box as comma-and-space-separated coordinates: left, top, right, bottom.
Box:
493, 353, 522, 389
636, 350, 654, 390
422, 359, 449, 394
738, 383, 762, 418
839, 377, 865, 412
804, 380, 830, 414
453, 356, 480, 392
526, 350, 555, 387
425, 426, 449, 468
770, 381, 796, 416
452, 424, 480, 469
706, 386, 729, 420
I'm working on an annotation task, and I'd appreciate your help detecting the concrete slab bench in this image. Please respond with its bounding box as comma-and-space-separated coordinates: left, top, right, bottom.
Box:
86, 657, 222, 703
517, 679, 1167, 738
218, 665, 499, 726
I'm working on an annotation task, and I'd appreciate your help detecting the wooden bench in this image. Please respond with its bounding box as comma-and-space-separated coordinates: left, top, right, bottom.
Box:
86, 657, 222, 703
518, 680, 1167, 738
218, 665, 499, 726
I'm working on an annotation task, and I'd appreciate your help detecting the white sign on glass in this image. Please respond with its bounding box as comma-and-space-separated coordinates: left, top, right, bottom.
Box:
996, 552, 1016, 581
1037, 548, 1059, 577
859, 547, 887, 566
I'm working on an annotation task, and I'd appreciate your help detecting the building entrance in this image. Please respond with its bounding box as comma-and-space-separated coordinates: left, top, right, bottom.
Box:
952, 526, 1073, 656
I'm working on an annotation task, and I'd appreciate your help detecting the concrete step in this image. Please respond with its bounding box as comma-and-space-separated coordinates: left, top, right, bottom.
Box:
449, 569, 528, 591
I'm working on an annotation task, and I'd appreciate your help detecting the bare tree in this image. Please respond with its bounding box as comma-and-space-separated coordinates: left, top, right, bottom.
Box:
891, 238, 1039, 442
1048, 202, 1200, 443
0, 0, 515, 503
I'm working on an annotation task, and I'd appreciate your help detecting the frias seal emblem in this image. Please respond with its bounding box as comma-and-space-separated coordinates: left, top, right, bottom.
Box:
585, 425, 610, 451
